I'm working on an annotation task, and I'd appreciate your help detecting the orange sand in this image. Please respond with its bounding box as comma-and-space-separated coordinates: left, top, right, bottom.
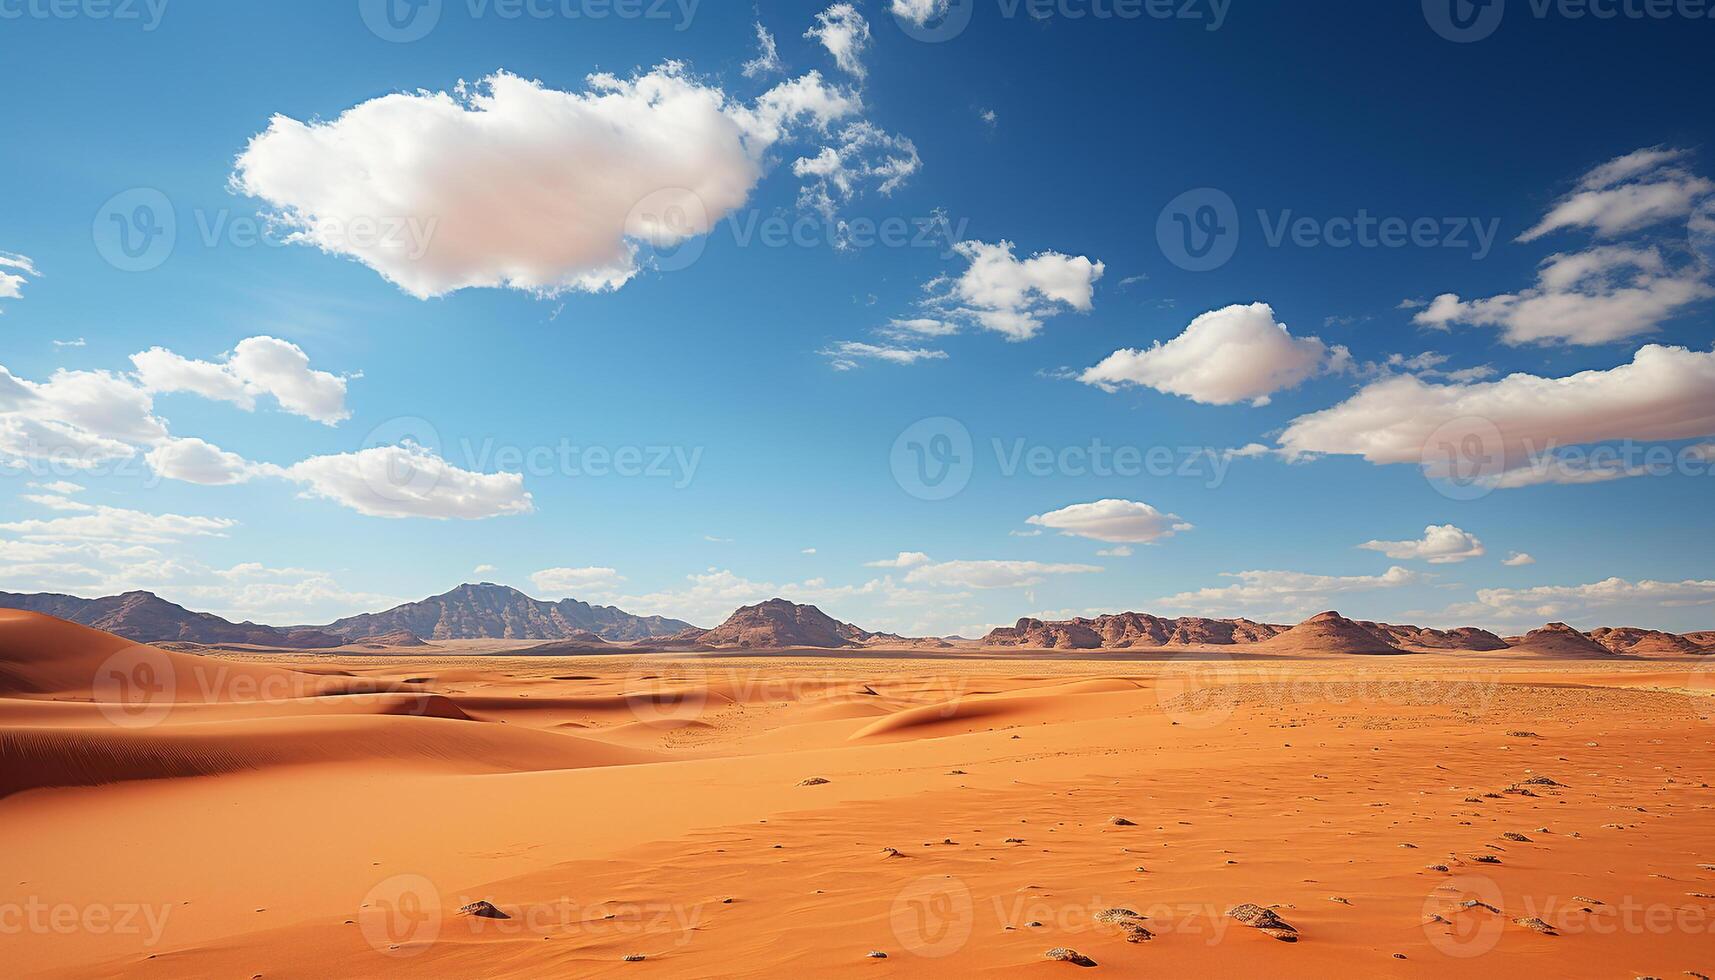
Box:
2, 611, 1713, 977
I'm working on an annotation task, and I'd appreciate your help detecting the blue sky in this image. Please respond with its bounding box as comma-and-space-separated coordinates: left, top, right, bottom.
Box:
1, 0, 1712, 635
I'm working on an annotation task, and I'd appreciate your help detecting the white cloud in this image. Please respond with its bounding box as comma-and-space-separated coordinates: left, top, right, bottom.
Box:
1008, 529, 1043, 538
926, 239, 1104, 341
29, 480, 84, 495
793, 121, 920, 224
1503, 552, 1536, 567
1096, 545, 1133, 557
881, 317, 959, 339
1358, 524, 1485, 564
530, 566, 625, 596
0, 504, 235, 545
1414, 245, 1713, 346
1453, 575, 1715, 627
283, 443, 533, 520
234, 65, 880, 299
1025, 499, 1192, 544
473, 563, 497, 575
821, 340, 947, 370
133, 336, 350, 424
903, 558, 1102, 589
145, 437, 260, 486
1519, 146, 1713, 242
0, 250, 38, 308
805, 3, 871, 79
742, 22, 784, 78
890, 0, 948, 25
1081, 302, 1348, 406
979, 108, 997, 129
0, 363, 165, 469
801, 547, 817, 554
1277, 344, 1715, 484
53, 338, 86, 349
866, 551, 932, 569
1155, 566, 1421, 619
19, 494, 95, 512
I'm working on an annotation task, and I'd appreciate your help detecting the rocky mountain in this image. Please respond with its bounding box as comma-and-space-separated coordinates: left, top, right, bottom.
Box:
984, 613, 1290, 649
1504, 622, 1620, 658
1588, 626, 1712, 656
673, 598, 871, 649
0, 590, 346, 649
1258, 611, 1407, 655
308, 583, 694, 642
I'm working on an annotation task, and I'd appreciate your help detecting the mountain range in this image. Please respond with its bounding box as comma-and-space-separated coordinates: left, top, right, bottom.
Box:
306, 583, 694, 642
0, 586, 1710, 657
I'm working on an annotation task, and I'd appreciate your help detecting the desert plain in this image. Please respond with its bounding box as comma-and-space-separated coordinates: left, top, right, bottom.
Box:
3, 610, 1714, 978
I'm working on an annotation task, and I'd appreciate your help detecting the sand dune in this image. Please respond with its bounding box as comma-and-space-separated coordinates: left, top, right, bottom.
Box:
3, 615, 1714, 978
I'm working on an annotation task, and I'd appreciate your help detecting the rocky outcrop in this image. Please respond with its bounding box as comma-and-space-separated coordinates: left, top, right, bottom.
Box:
983, 613, 1286, 649
675, 599, 871, 649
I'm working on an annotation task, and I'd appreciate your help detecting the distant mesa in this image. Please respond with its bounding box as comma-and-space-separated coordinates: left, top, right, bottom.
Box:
984, 612, 1287, 649
1588, 626, 1709, 657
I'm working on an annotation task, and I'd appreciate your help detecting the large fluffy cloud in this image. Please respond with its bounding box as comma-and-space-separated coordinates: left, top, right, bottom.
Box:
926, 240, 1104, 341
145, 437, 260, 486
1519, 146, 1713, 242
1277, 344, 1715, 483
1358, 524, 1486, 564
1081, 302, 1348, 406
283, 444, 534, 520
1414, 245, 1712, 346
232, 56, 909, 299
132, 336, 349, 424
1025, 499, 1192, 543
